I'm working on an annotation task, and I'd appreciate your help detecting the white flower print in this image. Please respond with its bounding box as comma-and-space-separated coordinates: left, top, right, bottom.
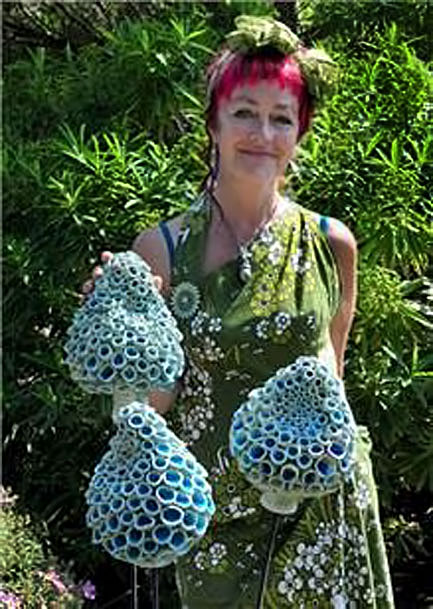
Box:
276, 519, 375, 607
268, 241, 284, 264
332, 593, 347, 609
254, 319, 269, 340
290, 249, 312, 274
274, 312, 292, 334
179, 359, 215, 444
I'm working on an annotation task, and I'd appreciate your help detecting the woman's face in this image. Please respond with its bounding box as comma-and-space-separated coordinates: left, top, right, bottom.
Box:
211, 80, 300, 188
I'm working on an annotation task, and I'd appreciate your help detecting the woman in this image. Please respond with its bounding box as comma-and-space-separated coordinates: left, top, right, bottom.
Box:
85, 16, 394, 609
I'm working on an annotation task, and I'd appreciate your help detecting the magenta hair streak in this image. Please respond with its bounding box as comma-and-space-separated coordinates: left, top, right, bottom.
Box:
207, 53, 314, 141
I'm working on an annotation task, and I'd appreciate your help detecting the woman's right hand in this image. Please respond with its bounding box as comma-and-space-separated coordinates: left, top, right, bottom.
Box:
81, 251, 113, 297
81, 250, 163, 299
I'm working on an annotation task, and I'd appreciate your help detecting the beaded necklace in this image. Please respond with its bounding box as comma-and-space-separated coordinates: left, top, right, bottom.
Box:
208, 190, 280, 283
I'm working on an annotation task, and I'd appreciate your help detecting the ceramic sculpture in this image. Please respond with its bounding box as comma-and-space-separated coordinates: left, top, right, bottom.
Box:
86, 401, 215, 568
229, 356, 356, 515
65, 251, 215, 567
64, 251, 184, 397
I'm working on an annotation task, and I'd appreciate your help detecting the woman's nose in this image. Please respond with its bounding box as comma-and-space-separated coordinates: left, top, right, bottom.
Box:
251, 118, 273, 142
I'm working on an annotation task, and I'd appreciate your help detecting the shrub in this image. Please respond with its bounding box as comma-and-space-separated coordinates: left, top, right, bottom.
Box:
0, 488, 94, 608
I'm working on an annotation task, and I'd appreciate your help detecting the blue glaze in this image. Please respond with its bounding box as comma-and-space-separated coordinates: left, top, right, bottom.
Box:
152, 525, 171, 544
85, 401, 215, 568
65, 251, 185, 395
229, 356, 356, 513
156, 486, 175, 504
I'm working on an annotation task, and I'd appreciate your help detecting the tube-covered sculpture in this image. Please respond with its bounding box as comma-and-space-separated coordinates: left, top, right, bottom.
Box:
65, 251, 215, 567
64, 251, 184, 395
229, 356, 356, 515
86, 401, 215, 568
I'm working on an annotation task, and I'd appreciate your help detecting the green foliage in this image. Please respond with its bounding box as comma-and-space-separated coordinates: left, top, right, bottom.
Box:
355, 266, 432, 350
0, 491, 85, 607
4, 5, 213, 142
293, 23, 433, 275
298, 0, 433, 61
346, 269, 432, 472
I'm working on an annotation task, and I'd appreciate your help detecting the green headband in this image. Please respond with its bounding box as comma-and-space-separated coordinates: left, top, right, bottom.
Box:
225, 15, 339, 104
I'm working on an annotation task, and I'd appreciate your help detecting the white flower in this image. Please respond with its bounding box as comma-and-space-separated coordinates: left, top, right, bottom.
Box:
275, 312, 291, 334
259, 227, 274, 246
269, 241, 284, 264
290, 249, 311, 274
171, 282, 200, 319
331, 593, 346, 609
254, 319, 269, 339
306, 554, 315, 568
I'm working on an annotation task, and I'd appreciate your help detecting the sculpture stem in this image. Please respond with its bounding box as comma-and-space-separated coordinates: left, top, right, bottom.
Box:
112, 386, 148, 422
256, 514, 281, 609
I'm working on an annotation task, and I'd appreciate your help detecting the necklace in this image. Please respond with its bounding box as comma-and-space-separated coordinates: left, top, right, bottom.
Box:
208, 191, 279, 283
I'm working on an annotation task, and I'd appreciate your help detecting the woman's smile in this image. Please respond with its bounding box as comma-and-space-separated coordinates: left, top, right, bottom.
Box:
237, 149, 277, 157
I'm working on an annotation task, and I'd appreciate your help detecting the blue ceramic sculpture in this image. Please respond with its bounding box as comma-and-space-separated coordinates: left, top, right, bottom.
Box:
86, 401, 215, 567
64, 251, 184, 395
65, 251, 215, 566
229, 356, 356, 515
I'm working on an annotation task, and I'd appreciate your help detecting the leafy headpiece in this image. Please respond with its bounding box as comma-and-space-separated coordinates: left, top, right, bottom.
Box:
223, 15, 338, 105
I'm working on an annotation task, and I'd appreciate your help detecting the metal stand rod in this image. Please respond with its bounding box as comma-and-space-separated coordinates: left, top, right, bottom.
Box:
132, 566, 138, 609
153, 570, 159, 609
255, 514, 281, 609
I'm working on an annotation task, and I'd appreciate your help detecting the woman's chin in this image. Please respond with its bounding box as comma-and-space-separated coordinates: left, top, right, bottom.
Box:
232, 164, 277, 185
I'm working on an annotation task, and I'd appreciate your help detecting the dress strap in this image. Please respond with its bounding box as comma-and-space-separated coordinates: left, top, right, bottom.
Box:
159, 221, 175, 271
319, 214, 330, 235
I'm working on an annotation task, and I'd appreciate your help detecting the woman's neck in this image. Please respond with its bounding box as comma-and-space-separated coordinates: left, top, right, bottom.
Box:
212, 179, 281, 244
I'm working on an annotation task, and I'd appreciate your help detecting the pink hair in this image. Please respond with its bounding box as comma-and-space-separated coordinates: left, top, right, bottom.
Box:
206, 50, 314, 141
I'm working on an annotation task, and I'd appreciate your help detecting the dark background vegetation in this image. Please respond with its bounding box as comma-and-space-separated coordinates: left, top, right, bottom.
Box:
2, 1, 433, 607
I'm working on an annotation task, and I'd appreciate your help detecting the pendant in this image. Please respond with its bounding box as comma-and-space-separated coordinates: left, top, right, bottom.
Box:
238, 248, 253, 283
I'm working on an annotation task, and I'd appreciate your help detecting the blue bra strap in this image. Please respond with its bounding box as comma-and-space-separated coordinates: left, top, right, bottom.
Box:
159, 221, 175, 270
319, 215, 330, 235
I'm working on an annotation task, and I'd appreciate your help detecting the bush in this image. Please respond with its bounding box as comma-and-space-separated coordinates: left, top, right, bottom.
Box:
0, 488, 94, 608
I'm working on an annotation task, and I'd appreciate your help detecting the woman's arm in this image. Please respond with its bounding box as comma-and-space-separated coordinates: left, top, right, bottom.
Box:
131, 218, 184, 414
327, 218, 358, 378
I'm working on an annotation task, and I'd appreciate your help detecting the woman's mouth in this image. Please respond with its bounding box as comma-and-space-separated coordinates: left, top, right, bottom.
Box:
238, 149, 276, 158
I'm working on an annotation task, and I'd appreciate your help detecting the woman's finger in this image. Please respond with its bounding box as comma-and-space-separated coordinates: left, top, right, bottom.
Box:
92, 266, 103, 281
153, 275, 163, 293
101, 251, 113, 263
82, 279, 94, 294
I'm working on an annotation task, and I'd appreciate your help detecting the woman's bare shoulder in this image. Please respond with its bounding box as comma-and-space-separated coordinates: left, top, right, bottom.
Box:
308, 212, 357, 289
131, 213, 186, 293
326, 217, 357, 256
307, 210, 357, 252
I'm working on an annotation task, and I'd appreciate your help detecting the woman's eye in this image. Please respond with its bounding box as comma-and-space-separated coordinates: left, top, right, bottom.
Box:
274, 115, 292, 125
234, 109, 254, 119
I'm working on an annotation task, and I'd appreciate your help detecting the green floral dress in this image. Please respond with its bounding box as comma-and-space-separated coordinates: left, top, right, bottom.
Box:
167, 190, 395, 609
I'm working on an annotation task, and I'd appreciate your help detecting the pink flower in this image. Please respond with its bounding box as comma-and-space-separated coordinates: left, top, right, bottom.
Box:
44, 570, 68, 594
0, 589, 21, 608
81, 580, 96, 600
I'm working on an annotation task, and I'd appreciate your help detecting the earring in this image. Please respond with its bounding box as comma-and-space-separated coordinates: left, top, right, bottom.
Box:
209, 143, 220, 192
